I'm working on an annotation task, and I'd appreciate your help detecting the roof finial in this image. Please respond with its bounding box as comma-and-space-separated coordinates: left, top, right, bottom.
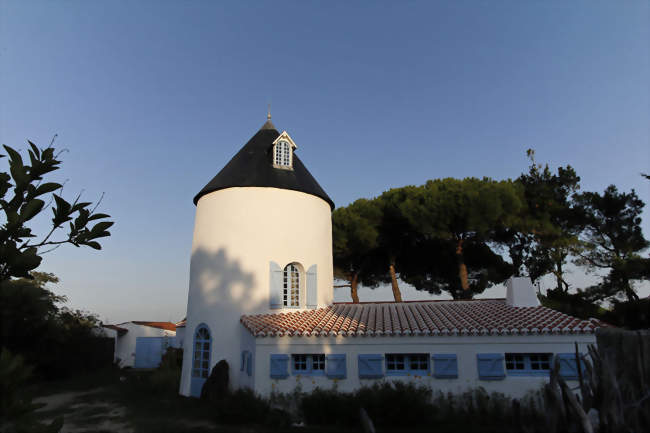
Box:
267, 103, 271, 120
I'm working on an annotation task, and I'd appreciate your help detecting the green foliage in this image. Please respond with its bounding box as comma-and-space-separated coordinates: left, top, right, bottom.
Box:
212, 388, 273, 425
0, 348, 63, 433
299, 383, 546, 432
602, 298, 650, 329
0, 141, 113, 281
332, 198, 383, 284
394, 178, 519, 298
0, 273, 109, 379
575, 185, 649, 301
538, 289, 606, 321
517, 150, 583, 289
149, 347, 183, 394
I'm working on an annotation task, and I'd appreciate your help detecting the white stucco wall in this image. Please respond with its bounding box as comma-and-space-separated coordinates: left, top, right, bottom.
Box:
252, 333, 596, 398
180, 187, 333, 396
174, 326, 186, 349
114, 322, 176, 367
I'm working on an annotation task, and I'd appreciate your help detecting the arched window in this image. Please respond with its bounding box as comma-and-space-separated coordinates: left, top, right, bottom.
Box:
283, 264, 300, 307
192, 326, 210, 378
190, 324, 211, 397
274, 141, 291, 167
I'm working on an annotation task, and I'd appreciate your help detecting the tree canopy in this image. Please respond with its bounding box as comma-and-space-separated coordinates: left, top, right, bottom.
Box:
332, 151, 648, 305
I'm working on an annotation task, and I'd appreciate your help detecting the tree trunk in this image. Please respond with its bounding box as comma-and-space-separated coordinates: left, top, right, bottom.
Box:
350, 272, 360, 304
389, 260, 402, 302
456, 239, 470, 293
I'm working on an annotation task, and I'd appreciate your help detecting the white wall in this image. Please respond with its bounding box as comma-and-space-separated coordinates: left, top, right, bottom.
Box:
174, 326, 186, 349
239, 323, 257, 390
180, 187, 333, 396
114, 322, 176, 367
252, 333, 596, 398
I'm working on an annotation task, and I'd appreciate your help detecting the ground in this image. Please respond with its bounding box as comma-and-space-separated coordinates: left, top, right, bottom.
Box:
30, 369, 354, 433
31, 370, 217, 433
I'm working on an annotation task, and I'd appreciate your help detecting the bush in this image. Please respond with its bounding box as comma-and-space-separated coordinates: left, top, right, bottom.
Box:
213, 388, 272, 425
298, 383, 547, 432
149, 347, 183, 394
301, 388, 357, 427
357, 382, 434, 428
0, 348, 63, 433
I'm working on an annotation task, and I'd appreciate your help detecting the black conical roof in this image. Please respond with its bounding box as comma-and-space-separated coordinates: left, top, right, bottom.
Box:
194, 122, 335, 209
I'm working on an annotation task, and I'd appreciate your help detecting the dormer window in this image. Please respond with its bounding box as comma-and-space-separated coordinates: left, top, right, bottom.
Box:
275, 141, 291, 167
272, 131, 297, 170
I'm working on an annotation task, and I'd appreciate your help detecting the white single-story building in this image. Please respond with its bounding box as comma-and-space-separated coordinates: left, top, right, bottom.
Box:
179, 116, 601, 398
102, 321, 178, 368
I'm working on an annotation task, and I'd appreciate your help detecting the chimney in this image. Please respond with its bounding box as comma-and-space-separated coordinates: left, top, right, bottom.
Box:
506, 277, 540, 307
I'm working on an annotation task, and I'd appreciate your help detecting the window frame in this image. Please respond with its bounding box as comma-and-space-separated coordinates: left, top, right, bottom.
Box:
273, 140, 293, 169
385, 353, 430, 376
282, 263, 301, 308
191, 324, 211, 380
505, 353, 552, 377
291, 354, 326, 376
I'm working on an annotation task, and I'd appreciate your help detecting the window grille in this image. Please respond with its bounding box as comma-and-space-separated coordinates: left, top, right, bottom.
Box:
283, 264, 300, 307
275, 141, 291, 167
505, 353, 552, 375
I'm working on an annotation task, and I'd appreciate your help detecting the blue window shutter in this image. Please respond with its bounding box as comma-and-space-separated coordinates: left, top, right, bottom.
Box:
557, 353, 581, 380
433, 354, 458, 379
306, 265, 318, 308
269, 261, 283, 309
241, 351, 246, 372
270, 354, 289, 379
358, 354, 384, 378
326, 354, 346, 379
477, 353, 505, 380
246, 352, 253, 377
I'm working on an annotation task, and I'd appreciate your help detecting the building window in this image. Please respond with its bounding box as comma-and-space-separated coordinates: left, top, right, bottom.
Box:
274, 141, 291, 167
292, 354, 325, 375
283, 264, 300, 307
505, 353, 552, 376
192, 326, 211, 379
386, 353, 429, 375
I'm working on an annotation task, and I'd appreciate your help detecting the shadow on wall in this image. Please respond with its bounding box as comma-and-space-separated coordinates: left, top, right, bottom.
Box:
190, 247, 266, 315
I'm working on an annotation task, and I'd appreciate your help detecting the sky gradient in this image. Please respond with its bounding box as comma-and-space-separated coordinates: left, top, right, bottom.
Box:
1, 0, 648, 323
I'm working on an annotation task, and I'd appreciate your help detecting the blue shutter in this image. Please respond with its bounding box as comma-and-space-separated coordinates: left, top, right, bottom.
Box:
270, 354, 289, 379
270, 261, 283, 309
326, 354, 346, 379
358, 354, 384, 378
246, 352, 253, 377
433, 354, 458, 379
557, 353, 582, 380
477, 353, 505, 380
240, 351, 246, 372
306, 264, 318, 308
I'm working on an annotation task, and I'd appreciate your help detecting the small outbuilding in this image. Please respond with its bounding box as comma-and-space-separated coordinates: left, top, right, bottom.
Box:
102, 321, 178, 368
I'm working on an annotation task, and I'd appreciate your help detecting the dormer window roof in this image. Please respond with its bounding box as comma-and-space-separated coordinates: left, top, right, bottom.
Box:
272, 131, 297, 170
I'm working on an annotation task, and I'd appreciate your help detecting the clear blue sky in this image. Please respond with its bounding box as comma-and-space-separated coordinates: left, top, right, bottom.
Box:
1, 0, 648, 323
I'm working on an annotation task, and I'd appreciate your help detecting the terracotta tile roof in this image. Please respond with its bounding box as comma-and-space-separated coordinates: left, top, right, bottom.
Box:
175, 319, 186, 328
240, 300, 602, 338
131, 321, 177, 331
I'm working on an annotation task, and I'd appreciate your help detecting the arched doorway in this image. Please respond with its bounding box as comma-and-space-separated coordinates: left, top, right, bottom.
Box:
190, 324, 211, 397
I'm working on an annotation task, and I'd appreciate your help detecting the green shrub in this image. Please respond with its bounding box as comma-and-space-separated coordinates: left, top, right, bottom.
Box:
0, 348, 63, 433
148, 347, 182, 394
357, 382, 434, 428
301, 388, 357, 427
213, 388, 271, 425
